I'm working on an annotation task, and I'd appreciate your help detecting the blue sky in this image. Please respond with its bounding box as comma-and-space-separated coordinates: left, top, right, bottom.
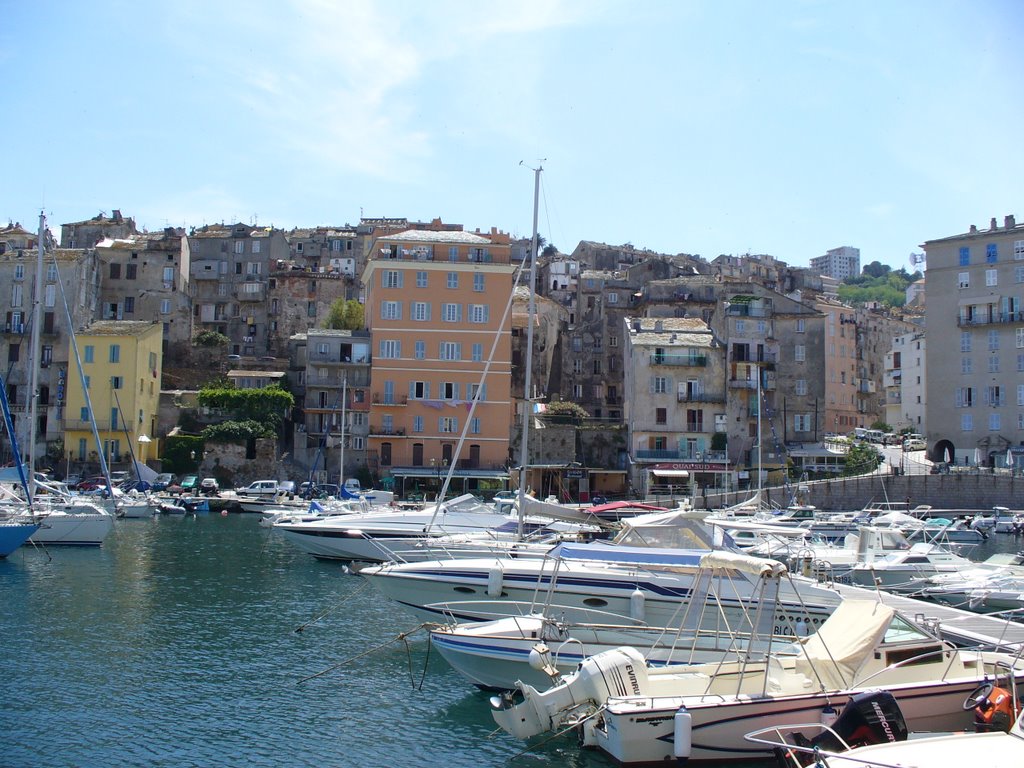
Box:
2, 0, 1021, 270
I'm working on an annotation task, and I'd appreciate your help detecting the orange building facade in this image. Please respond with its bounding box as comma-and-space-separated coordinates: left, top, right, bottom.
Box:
361, 225, 517, 496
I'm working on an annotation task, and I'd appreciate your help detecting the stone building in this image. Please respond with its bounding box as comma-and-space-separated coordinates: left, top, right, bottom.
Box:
923, 214, 1024, 466
60, 210, 137, 249
186, 222, 290, 357
884, 331, 927, 433
94, 228, 192, 347
265, 268, 352, 356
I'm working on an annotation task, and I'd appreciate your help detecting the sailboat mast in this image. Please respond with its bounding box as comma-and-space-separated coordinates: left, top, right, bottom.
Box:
26, 212, 46, 483
339, 373, 346, 486
517, 164, 541, 538
756, 366, 762, 495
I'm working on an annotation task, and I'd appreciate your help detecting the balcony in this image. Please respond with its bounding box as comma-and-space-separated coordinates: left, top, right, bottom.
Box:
368, 426, 407, 436
730, 350, 777, 366
684, 422, 706, 433
634, 449, 729, 462
729, 378, 757, 390
64, 419, 114, 431
372, 394, 408, 406
957, 310, 1024, 328
856, 378, 877, 394
677, 392, 726, 403
2, 322, 26, 334
650, 353, 707, 367
236, 283, 266, 302
309, 352, 370, 366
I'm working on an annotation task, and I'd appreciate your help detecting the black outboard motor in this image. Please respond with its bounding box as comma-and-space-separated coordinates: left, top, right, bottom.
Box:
779, 691, 908, 767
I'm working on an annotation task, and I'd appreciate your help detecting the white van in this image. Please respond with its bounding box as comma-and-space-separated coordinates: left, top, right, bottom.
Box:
853, 428, 869, 440
865, 429, 885, 444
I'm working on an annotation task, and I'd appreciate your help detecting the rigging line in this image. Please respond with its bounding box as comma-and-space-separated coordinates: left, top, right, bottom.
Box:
495, 703, 609, 756
293, 578, 371, 633
538, 171, 561, 255
295, 622, 441, 685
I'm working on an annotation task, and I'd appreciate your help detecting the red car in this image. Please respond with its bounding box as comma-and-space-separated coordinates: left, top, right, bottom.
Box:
75, 476, 111, 492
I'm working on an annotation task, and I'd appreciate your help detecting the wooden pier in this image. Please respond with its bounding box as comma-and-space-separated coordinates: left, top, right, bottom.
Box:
829, 580, 1024, 650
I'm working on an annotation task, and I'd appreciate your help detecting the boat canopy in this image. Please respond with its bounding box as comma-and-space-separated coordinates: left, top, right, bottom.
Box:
699, 551, 787, 577
548, 543, 704, 568
794, 600, 895, 690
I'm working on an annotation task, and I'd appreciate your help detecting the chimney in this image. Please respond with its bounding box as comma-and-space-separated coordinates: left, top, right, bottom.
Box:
1005, 215, 1016, 229
969, 224, 977, 234
990, 217, 998, 231
654, 319, 664, 333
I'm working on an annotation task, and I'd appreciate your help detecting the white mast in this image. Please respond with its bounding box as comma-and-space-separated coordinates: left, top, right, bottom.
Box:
25, 212, 46, 487
755, 365, 762, 495
517, 163, 542, 538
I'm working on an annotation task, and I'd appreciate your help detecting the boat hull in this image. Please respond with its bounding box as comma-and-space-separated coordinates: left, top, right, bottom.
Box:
30, 511, 114, 545
0, 522, 40, 556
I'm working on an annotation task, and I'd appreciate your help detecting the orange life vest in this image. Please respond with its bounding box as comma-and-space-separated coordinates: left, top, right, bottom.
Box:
974, 687, 1015, 732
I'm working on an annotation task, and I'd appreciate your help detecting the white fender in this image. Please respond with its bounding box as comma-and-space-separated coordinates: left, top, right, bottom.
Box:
486, 566, 503, 598
629, 588, 645, 622
673, 708, 692, 758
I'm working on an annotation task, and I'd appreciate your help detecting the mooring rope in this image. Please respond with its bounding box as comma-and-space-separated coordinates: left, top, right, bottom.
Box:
293, 579, 371, 633
296, 622, 443, 685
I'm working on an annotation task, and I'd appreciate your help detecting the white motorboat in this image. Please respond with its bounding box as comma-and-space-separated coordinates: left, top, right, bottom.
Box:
490, 600, 1024, 765
849, 541, 977, 593
919, 573, 1024, 614
429, 553, 830, 691
273, 493, 561, 562
360, 510, 842, 629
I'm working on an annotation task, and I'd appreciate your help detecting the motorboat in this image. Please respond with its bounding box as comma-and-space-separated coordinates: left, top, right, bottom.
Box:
273, 493, 596, 563
745, 682, 1023, 767
360, 510, 843, 629
849, 541, 977, 593
489, 599, 1024, 764
429, 553, 833, 691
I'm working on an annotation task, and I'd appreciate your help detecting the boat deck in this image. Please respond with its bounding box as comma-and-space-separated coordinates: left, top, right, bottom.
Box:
829, 580, 1024, 650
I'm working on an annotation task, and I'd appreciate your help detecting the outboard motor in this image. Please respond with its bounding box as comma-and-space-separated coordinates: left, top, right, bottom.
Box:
780, 691, 907, 767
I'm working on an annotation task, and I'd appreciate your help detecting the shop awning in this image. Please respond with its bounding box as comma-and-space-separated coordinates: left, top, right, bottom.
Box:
651, 469, 690, 478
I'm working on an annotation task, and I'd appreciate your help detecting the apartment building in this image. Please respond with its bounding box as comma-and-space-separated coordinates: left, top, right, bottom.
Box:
95, 228, 192, 347
361, 224, 516, 496
923, 214, 1024, 466
63, 320, 163, 473
814, 297, 862, 433
60, 210, 137, 249
0, 245, 101, 465
187, 223, 290, 357
853, 304, 919, 424
623, 317, 727, 495
883, 331, 926, 432
296, 328, 371, 484
265, 267, 352, 356
810, 246, 861, 281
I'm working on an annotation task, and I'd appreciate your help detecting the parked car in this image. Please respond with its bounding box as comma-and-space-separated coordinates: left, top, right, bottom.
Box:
75, 476, 110, 492
299, 482, 339, 499
109, 471, 131, 485
179, 475, 199, 492
238, 479, 285, 497
151, 473, 176, 492
199, 477, 220, 495
903, 437, 926, 452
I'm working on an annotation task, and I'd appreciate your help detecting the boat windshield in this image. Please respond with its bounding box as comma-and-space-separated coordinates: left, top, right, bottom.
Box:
883, 614, 934, 645
612, 513, 713, 550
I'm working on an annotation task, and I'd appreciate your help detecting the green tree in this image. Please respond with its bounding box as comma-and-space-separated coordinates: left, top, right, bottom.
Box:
197, 385, 294, 431
194, 330, 229, 348
842, 442, 883, 476
324, 299, 364, 330
861, 260, 891, 279
542, 401, 590, 424
870, 420, 892, 432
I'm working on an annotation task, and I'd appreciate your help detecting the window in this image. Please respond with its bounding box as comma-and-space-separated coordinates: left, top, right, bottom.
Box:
381, 301, 401, 320
955, 387, 974, 407
655, 407, 667, 424
1017, 384, 1024, 406
1019, 353, 1024, 371
468, 382, 486, 401
1017, 327, 1024, 348
988, 355, 1000, 373
989, 330, 1000, 351
446, 272, 458, 289
468, 304, 489, 323
109, 263, 121, 279
379, 340, 400, 358
160, 299, 171, 315
439, 416, 457, 433
960, 332, 971, 352
470, 418, 481, 434
84, 345, 94, 363
80, 407, 90, 422
382, 415, 393, 434
796, 319, 805, 333
958, 272, 970, 288
1016, 266, 1024, 283
126, 263, 137, 280
795, 379, 807, 395
14, 264, 24, 280
307, 301, 316, 318
449, 246, 459, 261
246, 262, 261, 276
989, 413, 1001, 431
109, 344, 120, 363
609, 335, 618, 348
414, 340, 426, 360
986, 243, 998, 263
416, 271, 428, 288
985, 385, 1002, 406
794, 414, 811, 432
410, 381, 429, 399
412, 416, 423, 433
7, 343, 19, 363
986, 269, 998, 287
473, 274, 484, 292
961, 356, 972, 374
124, 297, 135, 314
653, 376, 668, 394
383, 270, 402, 288
111, 409, 119, 430
735, 319, 745, 334
573, 359, 583, 374
607, 292, 618, 304
959, 247, 970, 266
111, 376, 123, 389
592, 359, 602, 374
794, 345, 806, 362
11, 283, 22, 307
961, 413, 973, 431
442, 303, 461, 322
411, 301, 431, 321
573, 384, 583, 399
234, 240, 245, 254
439, 342, 461, 361
1015, 240, 1024, 260
471, 343, 483, 362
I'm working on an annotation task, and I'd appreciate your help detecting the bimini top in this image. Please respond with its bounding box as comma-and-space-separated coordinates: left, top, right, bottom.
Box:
547, 542, 705, 568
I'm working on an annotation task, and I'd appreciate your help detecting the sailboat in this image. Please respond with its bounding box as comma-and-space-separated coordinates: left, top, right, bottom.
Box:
9, 213, 114, 545
0, 375, 40, 555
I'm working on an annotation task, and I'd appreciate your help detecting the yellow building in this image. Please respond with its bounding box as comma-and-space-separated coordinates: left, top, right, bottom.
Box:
361, 223, 517, 496
63, 320, 163, 473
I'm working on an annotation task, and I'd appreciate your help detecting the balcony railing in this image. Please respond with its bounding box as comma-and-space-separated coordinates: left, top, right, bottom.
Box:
730, 351, 777, 365
634, 449, 729, 462
684, 422, 706, 433
372, 394, 408, 406
677, 392, 725, 403
368, 426, 407, 436
957, 310, 1024, 328
2, 322, 26, 334
729, 378, 757, 389
650, 353, 707, 367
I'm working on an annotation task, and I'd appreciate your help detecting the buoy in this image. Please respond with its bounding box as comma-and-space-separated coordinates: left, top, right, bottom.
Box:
221, 509, 228, 516
821, 704, 838, 728
630, 588, 645, 622
486, 566, 503, 597
673, 707, 692, 758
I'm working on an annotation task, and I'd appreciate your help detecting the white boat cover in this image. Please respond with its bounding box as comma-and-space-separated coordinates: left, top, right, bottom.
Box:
795, 600, 894, 690
698, 551, 787, 577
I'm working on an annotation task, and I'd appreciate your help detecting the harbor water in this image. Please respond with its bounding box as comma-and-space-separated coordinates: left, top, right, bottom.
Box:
4, 513, 1021, 767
